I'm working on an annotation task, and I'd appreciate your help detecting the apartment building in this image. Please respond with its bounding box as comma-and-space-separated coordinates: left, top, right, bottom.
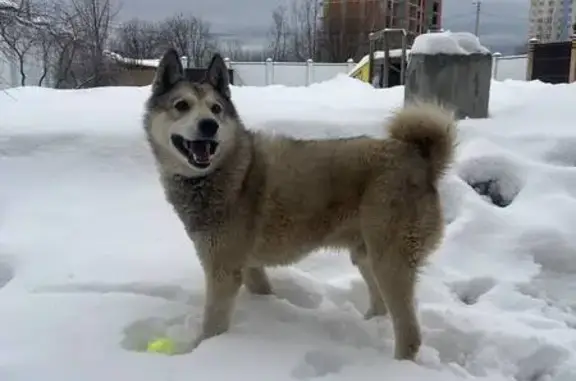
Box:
529, 0, 575, 41
320, 0, 442, 60
321, 0, 442, 35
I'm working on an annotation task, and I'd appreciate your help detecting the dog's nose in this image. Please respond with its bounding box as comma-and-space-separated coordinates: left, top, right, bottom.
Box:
198, 118, 219, 137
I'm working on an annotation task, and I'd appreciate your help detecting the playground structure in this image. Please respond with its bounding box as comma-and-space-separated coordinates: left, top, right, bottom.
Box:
349, 27, 420, 88
368, 28, 412, 88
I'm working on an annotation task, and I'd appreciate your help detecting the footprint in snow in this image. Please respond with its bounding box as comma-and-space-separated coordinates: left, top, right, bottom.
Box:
291, 349, 349, 379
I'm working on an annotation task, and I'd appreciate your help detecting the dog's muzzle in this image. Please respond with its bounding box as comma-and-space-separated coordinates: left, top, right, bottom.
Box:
170, 134, 219, 169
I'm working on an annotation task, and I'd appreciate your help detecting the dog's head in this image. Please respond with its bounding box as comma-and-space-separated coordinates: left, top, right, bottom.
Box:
144, 49, 242, 176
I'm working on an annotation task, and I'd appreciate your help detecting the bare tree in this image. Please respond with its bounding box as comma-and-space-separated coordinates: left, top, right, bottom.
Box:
65, 0, 120, 87
112, 18, 164, 60
34, 27, 56, 86
218, 39, 243, 61
289, 0, 320, 61
0, 1, 38, 85
266, 0, 322, 62
219, 38, 266, 62
267, 5, 291, 61
158, 13, 215, 68
46, 3, 84, 88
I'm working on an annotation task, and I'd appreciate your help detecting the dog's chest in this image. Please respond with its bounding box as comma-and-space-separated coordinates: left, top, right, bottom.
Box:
164, 175, 228, 232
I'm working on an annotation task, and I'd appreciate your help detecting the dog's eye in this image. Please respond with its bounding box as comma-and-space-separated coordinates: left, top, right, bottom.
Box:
210, 103, 222, 115
174, 100, 190, 112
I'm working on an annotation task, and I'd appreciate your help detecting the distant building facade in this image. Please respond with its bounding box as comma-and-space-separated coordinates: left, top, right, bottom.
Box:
529, 0, 575, 41
319, 0, 442, 60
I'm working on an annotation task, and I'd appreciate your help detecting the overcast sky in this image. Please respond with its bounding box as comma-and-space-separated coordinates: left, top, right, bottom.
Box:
116, 0, 529, 53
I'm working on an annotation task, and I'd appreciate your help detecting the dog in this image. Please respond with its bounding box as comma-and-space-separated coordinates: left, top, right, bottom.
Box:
142, 48, 456, 361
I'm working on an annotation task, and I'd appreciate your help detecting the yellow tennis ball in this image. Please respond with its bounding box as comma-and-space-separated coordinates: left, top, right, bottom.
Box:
146, 337, 176, 355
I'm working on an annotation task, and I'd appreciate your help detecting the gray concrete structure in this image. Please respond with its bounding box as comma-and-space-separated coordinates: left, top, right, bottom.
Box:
404, 52, 493, 119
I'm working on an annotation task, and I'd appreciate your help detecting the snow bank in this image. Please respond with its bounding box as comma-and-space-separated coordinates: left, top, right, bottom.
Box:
2, 77, 576, 381
411, 31, 491, 55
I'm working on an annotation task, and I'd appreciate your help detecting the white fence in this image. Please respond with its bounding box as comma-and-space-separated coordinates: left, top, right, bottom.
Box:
492, 54, 528, 82
227, 54, 530, 87
227, 58, 356, 87
0, 51, 530, 89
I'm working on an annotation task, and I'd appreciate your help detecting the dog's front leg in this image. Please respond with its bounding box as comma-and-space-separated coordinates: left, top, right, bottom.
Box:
193, 253, 243, 348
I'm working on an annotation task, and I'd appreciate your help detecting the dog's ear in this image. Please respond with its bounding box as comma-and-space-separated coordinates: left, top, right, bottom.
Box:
152, 48, 183, 95
205, 53, 230, 99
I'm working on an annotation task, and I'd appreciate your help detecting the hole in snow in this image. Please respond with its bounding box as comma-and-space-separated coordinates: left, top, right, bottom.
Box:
457, 156, 524, 208
449, 276, 497, 305
468, 179, 514, 207
0, 257, 14, 290
121, 314, 199, 354
514, 344, 569, 381
291, 349, 349, 380
541, 137, 576, 167
518, 228, 576, 274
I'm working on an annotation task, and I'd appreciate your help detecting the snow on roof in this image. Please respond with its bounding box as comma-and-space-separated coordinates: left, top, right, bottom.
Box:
411, 31, 490, 55
105, 51, 192, 68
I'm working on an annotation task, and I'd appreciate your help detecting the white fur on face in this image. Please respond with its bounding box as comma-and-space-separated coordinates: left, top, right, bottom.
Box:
147, 92, 238, 177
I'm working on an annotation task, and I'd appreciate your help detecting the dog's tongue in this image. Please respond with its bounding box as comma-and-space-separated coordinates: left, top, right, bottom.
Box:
191, 141, 211, 163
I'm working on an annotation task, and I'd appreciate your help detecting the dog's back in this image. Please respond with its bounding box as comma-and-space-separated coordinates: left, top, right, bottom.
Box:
243, 103, 456, 266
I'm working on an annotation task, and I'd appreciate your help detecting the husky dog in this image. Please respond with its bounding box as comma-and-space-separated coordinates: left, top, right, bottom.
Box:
143, 48, 456, 361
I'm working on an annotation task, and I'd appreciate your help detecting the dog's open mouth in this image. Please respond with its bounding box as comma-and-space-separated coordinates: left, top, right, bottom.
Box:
171, 135, 219, 169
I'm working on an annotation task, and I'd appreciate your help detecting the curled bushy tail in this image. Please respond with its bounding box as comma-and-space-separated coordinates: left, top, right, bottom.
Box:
387, 101, 457, 180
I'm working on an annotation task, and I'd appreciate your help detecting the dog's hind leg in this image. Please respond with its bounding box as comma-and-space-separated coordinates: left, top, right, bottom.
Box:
350, 247, 388, 319
243, 267, 273, 295
368, 245, 422, 361
362, 219, 425, 361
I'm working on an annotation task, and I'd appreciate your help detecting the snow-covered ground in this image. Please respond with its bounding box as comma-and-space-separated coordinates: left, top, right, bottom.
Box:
2, 76, 576, 381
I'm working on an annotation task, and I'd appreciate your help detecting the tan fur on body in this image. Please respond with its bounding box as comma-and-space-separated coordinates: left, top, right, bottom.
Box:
143, 49, 457, 361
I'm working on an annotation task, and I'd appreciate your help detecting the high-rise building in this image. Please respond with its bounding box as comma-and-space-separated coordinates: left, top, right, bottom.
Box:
319, 0, 442, 61
529, 0, 575, 42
